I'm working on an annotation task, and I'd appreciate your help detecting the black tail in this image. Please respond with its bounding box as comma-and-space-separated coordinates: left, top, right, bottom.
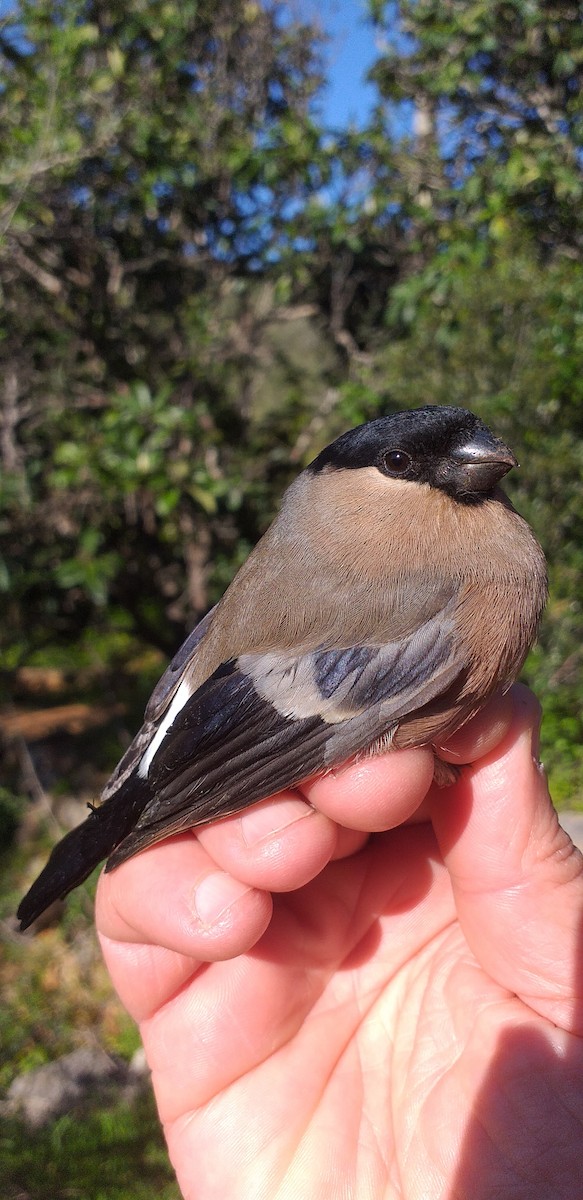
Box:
17, 775, 151, 931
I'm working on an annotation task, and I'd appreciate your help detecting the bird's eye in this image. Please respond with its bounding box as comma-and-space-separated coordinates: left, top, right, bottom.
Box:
381, 448, 412, 475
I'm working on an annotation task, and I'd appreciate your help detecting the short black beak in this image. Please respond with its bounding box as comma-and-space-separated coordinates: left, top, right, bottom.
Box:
449, 430, 517, 494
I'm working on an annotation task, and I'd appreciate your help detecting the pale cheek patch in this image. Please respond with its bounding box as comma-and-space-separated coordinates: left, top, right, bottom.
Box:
138, 677, 193, 777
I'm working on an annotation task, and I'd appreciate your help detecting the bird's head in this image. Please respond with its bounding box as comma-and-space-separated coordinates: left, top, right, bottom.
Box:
308, 406, 517, 504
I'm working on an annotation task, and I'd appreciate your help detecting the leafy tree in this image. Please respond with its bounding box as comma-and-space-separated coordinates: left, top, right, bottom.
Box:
368, 0, 583, 254
0, 0, 336, 667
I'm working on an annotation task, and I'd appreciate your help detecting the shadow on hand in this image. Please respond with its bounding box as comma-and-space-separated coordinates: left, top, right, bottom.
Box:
451, 909, 583, 1198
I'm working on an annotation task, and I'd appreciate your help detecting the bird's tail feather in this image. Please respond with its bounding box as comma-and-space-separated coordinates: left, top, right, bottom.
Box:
17, 775, 151, 931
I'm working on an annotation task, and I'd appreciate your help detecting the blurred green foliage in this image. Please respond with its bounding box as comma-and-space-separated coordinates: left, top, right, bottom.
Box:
0, 1095, 179, 1199
1, 0, 583, 1190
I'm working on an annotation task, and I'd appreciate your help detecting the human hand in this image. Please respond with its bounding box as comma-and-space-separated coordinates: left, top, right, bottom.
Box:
97, 685, 583, 1200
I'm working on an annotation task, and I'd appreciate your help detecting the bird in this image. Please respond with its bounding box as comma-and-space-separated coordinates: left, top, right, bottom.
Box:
18, 405, 547, 930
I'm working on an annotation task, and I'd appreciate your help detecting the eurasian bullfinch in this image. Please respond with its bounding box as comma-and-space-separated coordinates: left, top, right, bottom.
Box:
18, 405, 547, 930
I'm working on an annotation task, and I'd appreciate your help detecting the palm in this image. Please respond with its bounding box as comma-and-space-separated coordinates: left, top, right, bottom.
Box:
98, 691, 583, 1200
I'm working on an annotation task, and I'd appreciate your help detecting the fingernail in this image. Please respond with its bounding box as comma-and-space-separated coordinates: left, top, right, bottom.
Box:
240, 797, 312, 847
192, 871, 251, 927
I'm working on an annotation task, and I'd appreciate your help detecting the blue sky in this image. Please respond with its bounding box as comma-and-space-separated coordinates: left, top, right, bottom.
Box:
300, 0, 379, 128
0, 0, 381, 129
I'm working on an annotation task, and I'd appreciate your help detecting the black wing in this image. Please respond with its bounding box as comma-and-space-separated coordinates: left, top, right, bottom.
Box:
105, 596, 464, 866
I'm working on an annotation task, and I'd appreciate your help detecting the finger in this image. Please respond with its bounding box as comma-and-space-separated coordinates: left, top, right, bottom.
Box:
96, 834, 272, 962
301, 744, 435, 830
307, 696, 515, 833
99, 934, 199, 1023
196, 792, 338, 891
429, 684, 583, 1033
434, 688, 516, 765
331, 826, 370, 859
196, 746, 436, 883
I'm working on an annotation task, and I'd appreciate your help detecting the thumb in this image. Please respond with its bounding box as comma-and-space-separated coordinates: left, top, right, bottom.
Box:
429, 685, 583, 1033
